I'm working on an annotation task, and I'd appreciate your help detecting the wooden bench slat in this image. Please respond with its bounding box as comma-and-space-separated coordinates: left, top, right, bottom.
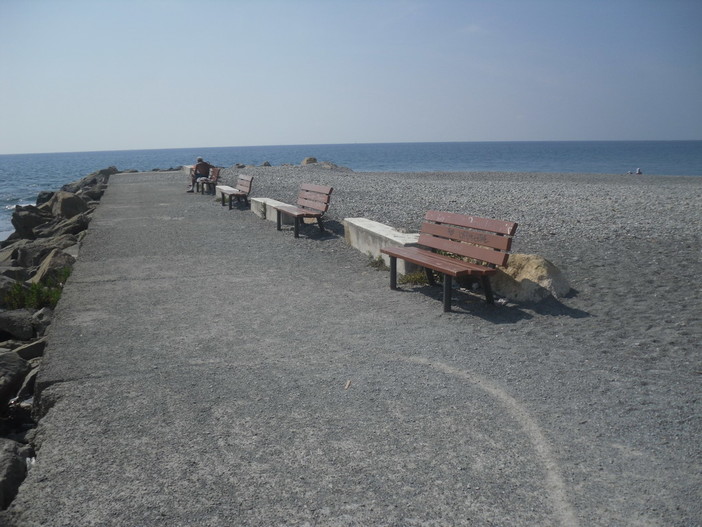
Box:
420, 222, 512, 252
426, 210, 517, 236
275, 205, 320, 217
381, 246, 495, 277
418, 232, 509, 267
298, 190, 332, 204
300, 183, 333, 194
296, 197, 329, 212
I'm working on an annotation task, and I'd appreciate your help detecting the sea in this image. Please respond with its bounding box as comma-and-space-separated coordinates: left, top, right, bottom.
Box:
1, 140, 700, 240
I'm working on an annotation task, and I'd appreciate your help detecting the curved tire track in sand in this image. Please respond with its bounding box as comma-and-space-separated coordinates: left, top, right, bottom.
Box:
396, 354, 579, 527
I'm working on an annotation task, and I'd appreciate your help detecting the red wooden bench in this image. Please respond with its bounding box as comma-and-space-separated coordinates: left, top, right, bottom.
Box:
273, 183, 333, 238
216, 175, 254, 209
196, 167, 221, 195
380, 211, 518, 312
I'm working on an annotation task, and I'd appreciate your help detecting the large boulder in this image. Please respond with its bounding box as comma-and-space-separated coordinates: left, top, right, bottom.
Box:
10, 205, 54, 239
35, 191, 55, 206
301, 157, 317, 165
27, 248, 75, 285
0, 266, 30, 281
77, 184, 107, 201
0, 438, 29, 509
0, 351, 30, 409
12, 234, 78, 267
48, 191, 89, 220
492, 253, 571, 303
61, 166, 116, 193
0, 276, 27, 309
32, 308, 53, 337
32, 212, 90, 239
0, 310, 36, 341
13, 337, 47, 361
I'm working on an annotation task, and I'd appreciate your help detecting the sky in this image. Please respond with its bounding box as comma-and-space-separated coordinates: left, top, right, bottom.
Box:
1, 0, 701, 155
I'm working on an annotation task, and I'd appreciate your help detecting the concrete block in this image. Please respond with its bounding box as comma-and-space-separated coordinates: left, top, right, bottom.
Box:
343, 217, 421, 275
250, 198, 294, 224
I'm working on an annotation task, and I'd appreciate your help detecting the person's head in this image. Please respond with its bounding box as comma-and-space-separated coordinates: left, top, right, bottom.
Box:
197, 157, 203, 162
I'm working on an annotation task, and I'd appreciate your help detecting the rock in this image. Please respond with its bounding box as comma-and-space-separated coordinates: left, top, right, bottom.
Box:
0, 341, 22, 351
0, 266, 30, 281
11, 234, 78, 267
10, 205, 54, 239
0, 310, 36, 341
47, 191, 89, 220
261, 161, 271, 167
0, 232, 21, 249
15, 365, 39, 402
0, 351, 30, 409
492, 253, 571, 303
35, 191, 55, 206
77, 184, 106, 201
60, 166, 116, 194
13, 338, 46, 361
27, 249, 75, 285
32, 212, 91, 239
32, 308, 53, 337
301, 157, 317, 165
0, 276, 28, 309
0, 240, 27, 266
0, 438, 28, 509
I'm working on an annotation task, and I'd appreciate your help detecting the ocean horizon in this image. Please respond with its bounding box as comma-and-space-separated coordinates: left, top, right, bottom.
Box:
1, 140, 701, 239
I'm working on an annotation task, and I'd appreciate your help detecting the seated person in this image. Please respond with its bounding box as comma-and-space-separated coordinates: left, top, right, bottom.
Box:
187, 157, 214, 192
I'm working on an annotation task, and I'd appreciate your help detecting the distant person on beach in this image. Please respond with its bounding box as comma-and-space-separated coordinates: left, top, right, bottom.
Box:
636, 168, 643, 175
187, 157, 213, 192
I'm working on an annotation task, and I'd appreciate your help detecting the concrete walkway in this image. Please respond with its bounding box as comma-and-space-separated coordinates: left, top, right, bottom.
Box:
1, 171, 632, 525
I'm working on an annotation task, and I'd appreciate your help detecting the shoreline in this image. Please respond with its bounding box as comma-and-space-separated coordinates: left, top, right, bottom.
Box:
2, 169, 700, 242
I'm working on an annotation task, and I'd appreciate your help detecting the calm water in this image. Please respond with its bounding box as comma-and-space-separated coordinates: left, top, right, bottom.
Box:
1, 141, 700, 239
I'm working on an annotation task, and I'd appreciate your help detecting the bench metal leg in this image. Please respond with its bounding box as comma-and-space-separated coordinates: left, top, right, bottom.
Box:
443, 275, 453, 312
221, 193, 226, 206
293, 217, 300, 238
482, 276, 494, 305
228, 195, 233, 210
425, 268, 436, 286
277, 210, 282, 231
317, 217, 325, 233
389, 257, 397, 290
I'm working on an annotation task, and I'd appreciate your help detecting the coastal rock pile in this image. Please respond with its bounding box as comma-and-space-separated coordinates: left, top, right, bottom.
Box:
0, 166, 115, 509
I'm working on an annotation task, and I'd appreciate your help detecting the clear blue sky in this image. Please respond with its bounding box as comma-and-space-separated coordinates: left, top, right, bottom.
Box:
1, 0, 701, 154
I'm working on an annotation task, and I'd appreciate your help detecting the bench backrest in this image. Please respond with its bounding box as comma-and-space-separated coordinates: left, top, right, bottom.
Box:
209, 167, 221, 182
418, 210, 518, 267
235, 174, 253, 194
296, 183, 333, 214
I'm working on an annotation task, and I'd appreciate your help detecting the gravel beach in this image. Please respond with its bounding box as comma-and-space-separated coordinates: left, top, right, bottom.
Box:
217, 164, 702, 522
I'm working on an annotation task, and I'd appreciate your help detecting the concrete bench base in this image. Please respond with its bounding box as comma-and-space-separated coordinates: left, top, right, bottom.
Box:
251, 198, 293, 224
343, 217, 420, 275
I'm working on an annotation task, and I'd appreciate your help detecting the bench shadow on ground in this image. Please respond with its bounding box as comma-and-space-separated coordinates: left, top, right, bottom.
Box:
283, 219, 343, 241
405, 285, 591, 324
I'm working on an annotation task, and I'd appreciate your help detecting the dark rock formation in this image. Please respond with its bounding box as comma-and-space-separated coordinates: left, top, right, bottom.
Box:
0, 167, 112, 511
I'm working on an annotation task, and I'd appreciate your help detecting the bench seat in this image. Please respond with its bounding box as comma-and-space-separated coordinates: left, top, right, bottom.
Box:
381, 246, 497, 277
